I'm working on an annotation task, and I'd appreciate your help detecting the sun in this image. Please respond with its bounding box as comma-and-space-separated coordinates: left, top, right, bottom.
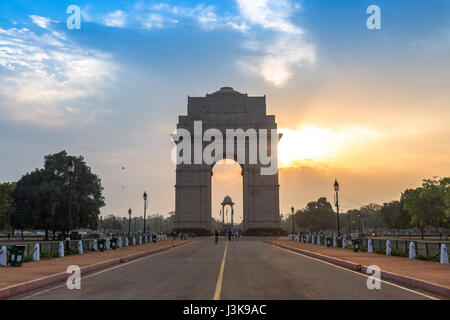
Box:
277, 126, 340, 167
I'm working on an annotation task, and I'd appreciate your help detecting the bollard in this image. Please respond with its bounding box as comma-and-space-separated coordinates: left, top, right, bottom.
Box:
409, 242, 416, 259
386, 240, 391, 256
59, 241, 64, 257
106, 239, 110, 250
441, 244, 449, 264
342, 238, 346, 248
317, 236, 321, 245
368, 239, 373, 253
118, 236, 122, 248
132, 237, 136, 246
125, 237, 129, 247
77, 240, 83, 254
33, 243, 40, 261
0, 246, 6, 266
138, 236, 142, 245
93, 239, 98, 251
311, 235, 315, 244
333, 236, 337, 247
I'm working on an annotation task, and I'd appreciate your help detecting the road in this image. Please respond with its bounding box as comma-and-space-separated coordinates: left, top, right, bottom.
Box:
14, 238, 435, 300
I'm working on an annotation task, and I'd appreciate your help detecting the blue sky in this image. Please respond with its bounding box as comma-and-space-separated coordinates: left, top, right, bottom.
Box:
1, 1, 449, 220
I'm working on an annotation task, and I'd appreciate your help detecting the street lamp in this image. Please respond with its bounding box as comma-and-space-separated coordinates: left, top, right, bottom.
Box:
66, 157, 75, 251
128, 208, 132, 235
334, 179, 340, 237
143, 192, 148, 236
291, 207, 295, 235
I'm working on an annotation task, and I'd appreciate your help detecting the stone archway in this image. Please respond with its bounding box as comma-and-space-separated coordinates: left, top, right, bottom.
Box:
173, 87, 281, 231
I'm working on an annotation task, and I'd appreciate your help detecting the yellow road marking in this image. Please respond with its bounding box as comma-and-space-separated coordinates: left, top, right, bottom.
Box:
213, 240, 228, 300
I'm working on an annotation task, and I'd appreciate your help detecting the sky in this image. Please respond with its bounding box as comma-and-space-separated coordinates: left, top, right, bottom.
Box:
0, 0, 449, 223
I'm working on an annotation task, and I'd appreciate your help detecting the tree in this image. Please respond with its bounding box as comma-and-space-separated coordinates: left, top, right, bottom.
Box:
11, 151, 105, 237
380, 200, 411, 235
402, 177, 449, 239
295, 197, 336, 232
0, 182, 16, 230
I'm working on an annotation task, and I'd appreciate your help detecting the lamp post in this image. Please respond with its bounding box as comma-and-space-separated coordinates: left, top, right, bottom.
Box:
334, 179, 340, 237
66, 157, 75, 251
291, 207, 295, 235
143, 192, 148, 236
160, 215, 163, 234
128, 208, 132, 236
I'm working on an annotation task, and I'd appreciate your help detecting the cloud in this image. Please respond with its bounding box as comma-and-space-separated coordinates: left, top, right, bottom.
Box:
0, 27, 118, 127
235, 0, 315, 87
103, 10, 127, 27
29, 15, 52, 29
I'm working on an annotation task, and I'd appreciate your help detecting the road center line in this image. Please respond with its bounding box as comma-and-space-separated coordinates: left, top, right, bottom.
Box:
213, 240, 228, 300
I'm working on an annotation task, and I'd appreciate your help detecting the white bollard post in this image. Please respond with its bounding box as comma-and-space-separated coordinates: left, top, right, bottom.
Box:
311, 235, 315, 244
33, 243, 40, 261
125, 237, 129, 247
138, 236, 142, 245
132, 237, 136, 246
0, 246, 6, 266
157, 234, 161, 241
93, 239, 98, 251
386, 240, 391, 256
368, 239, 373, 253
409, 242, 416, 259
306, 235, 309, 243
440, 244, 449, 264
77, 240, 83, 254
106, 239, 110, 250
317, 236, 321, 245
118, 236, 122, 248
333, 236, 337, 247
59, 241, 64, 257
342, 238, 346, 248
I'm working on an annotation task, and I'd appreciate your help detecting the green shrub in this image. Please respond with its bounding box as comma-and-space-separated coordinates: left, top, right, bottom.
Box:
242, 228, 287, 236
172, 228, 211, 237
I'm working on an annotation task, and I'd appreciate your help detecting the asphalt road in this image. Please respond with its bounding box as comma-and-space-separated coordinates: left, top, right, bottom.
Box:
14, 238, 435, 300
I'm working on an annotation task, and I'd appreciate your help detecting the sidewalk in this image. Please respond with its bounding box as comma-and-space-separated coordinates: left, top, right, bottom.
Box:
0, 240, 189, 293
268, 239, 450, 297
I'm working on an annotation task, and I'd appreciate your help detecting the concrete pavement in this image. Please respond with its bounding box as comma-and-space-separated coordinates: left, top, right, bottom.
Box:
12, 238, 436, 300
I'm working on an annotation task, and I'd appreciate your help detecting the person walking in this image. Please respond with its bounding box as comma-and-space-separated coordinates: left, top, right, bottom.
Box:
228, 230, 232, 241
214, 230, 219, 245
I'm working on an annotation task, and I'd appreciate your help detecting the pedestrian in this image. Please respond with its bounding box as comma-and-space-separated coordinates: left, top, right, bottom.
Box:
235, 230, 238, 241
214, 230, 219, 245
172, 231, 176, 241
228, 230, 232, 241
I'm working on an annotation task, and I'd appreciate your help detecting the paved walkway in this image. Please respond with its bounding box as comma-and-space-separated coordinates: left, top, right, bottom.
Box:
271, 239, 450, 289
0, 240, 183, 289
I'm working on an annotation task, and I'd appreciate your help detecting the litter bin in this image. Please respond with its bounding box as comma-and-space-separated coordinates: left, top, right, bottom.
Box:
98, 239, 106, 252
326, 237, 332, 247
110, 238, 118, 250
8, 245, 25, 267
353, 238, 361, 252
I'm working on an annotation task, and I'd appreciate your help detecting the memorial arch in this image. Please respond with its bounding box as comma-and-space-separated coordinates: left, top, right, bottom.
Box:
173, 87, 281, 231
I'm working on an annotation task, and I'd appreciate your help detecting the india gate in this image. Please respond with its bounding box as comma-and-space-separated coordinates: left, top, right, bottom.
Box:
173, 87, 281, 231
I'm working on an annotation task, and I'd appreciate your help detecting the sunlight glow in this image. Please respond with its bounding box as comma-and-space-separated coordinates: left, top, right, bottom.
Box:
278, 126, 380, 168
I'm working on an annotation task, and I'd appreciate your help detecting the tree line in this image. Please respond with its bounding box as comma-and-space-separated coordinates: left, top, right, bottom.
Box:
281, 177, 449, 239
0, 151, 105, 239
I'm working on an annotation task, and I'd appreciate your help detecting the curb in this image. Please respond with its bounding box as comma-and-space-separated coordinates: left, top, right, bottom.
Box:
0, 240, 191, 300
266, 240, 450, 298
